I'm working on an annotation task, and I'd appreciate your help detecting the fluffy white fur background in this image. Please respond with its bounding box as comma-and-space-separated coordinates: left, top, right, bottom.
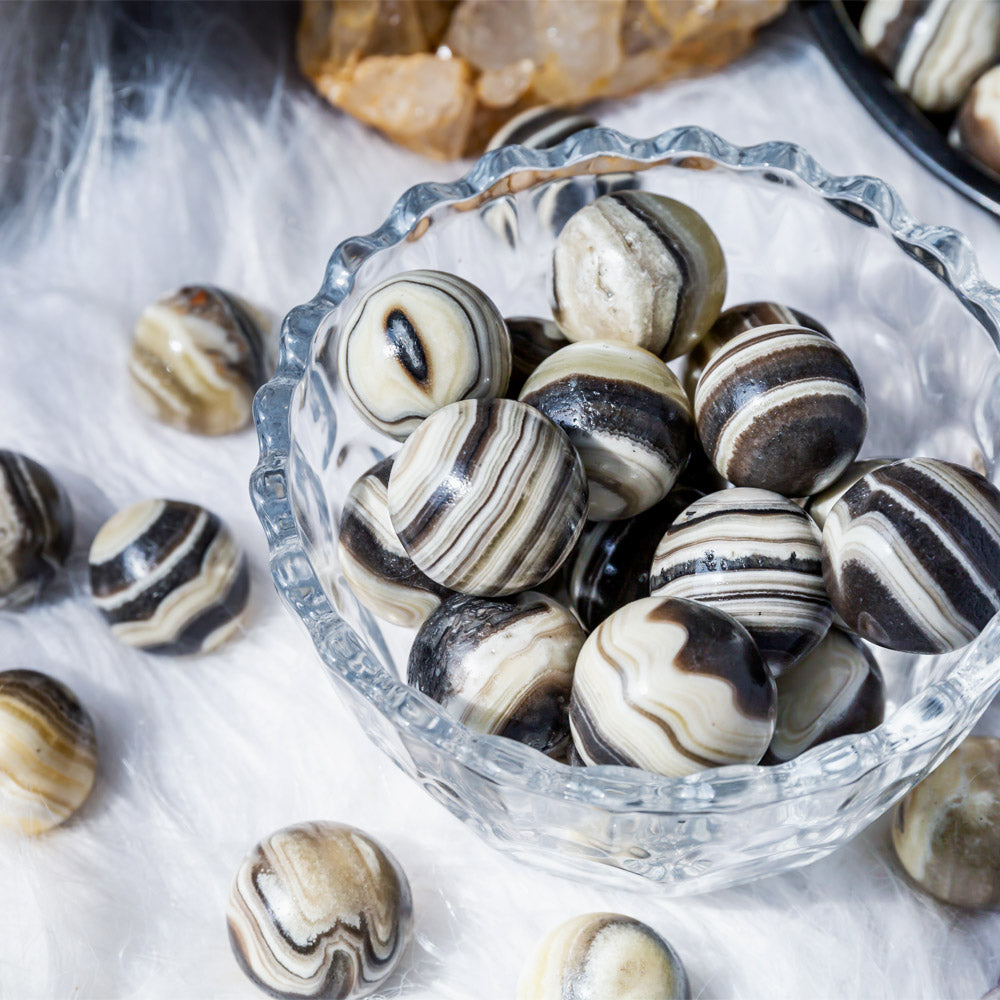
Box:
3, 3, 1000, 997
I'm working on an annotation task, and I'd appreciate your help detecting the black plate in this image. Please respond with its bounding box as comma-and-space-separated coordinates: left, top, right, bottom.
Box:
803, 0, 1000, 217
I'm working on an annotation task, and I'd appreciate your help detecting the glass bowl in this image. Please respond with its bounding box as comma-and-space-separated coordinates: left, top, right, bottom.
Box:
250, 125, 1000, 894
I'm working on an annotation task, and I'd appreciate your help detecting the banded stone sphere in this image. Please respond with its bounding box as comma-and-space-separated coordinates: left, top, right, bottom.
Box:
892, 737, 1000, 908
650, 488, 832, 674
88, 499, 250, 654
799, 457, 895, 530
861, 0, 1000, 112
565, 486, 703, 633
129, 285, 268, 435
337, 457, 450, 629
823, 458, 1000, 653
763, 627, 885, 765
694, 323, 867, 497
517, 912, 690, 1000
337, 269, 511, 440
551, 191, 726, 361
388, 398, 588, 597
519, 341, 694, 521
569, 596, 775, 776
408, 591, 586, 756
0, 450, 74, 608
0, 670, 97, 835
227, 821, 412, 999
505, 316, 569, 398
682, 300, 830, 399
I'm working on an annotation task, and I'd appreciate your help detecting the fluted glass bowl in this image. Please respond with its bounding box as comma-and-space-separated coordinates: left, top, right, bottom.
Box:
251, 126, 1000, 894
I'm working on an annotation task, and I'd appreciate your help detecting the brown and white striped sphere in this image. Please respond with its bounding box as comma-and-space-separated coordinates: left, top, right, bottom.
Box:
388, 398, 587, 597
517, 912, 690, 1000
861, 0, 1000, 112
337, 457, 450, 629
569, 596, 775, 776
682, 300, 830, 399
227, 821, 412, 999
337, 269, 511, 440
408, 591, 585, 756
0, 670, 97, 835
694, 323, 867, 497
129, 285, 269, 436
822, 458, 1000, 653
958, 65, 1000, 175
88, 499, 249, 654
0, 450, 74, 608
649, 489, 832, 673
763, 627, 885, 765
551, 192, 726, 361
800, 458, 895, 530
519, 342, 694, 521
505, 316, 569, 398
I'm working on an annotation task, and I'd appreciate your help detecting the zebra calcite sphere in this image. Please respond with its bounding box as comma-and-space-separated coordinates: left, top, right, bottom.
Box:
763, 627, 885, 765
129, 285, 268, 436
227, 821, 412, 999
408, 591, 585, 756
88, 499, 250, 654
823, 458, 1000, 653
337, 457, 450, 628
520, 342, 694, 521
800, 458, 894, 530
570, 596, 775, 776
337, 269, 511, 440
517, 912, 690, 1000
0, 670, 97, 835
892, 737, 1000, 908
650, 489, 832, 673
0, 450, 74, 608
695, 323, 867, 497
388, 398, 588, 596
551, 192, 726, 361
486, 105, 598, 151
505, 316, 569, 398
682, 300, 830, 399
565, 487, 703, 632
861, 0, 1000, 112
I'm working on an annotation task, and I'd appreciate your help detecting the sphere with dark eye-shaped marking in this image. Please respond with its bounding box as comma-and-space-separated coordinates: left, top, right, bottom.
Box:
337, 269, 511, 440
227, 821, 413, 999
408, 591, 585, 757
694, 323, 867, 497
519, 341, 694, 521
569, 596, 775, 776
551, 191, 726, 361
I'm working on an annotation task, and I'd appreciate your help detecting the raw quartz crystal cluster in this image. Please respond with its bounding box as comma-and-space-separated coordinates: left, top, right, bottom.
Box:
297, 0, 788, 159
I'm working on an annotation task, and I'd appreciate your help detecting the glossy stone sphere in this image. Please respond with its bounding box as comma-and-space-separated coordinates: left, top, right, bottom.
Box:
0, 450, 74, 608
89, 499, 250, 654
892, 737, 1000, 908
958, 66, 1000, 175
0, 669, 97, 835
227, 821, 413, 999
129, 284, 268, 435
551, 191, 726, 361
682, 300, 830, 399
861, 0, 1000, 112
388, 398, 588, 596
570, 596, 775, 776
823, 458, 1000, 653
800, 458, 894, 530
408, 591, 585, 756
337, 269, 511, 440
487, 105, 598, 151
517, 912, 690, 1000
763, 627, 885, 765
505, 316, 569, 398
694, 323, 867, 497
337, 457, 450, 628
565, 487, 703, 633
520, 342, 694, 521
650, 488, 832, 673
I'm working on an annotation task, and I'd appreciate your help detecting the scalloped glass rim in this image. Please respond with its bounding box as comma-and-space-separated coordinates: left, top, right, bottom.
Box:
251, 125, 1000, 820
